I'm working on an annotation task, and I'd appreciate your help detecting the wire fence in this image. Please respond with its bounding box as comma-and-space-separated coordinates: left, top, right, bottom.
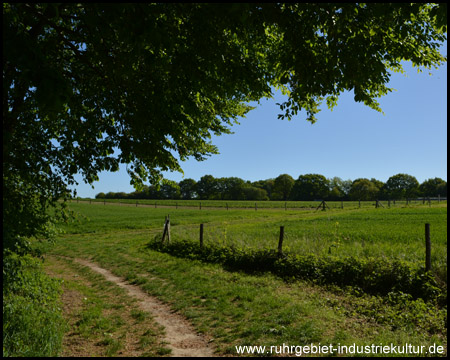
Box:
72, 197, 447, 211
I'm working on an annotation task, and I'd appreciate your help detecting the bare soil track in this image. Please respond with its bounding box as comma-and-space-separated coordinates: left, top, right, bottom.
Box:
72, 258, 216, 357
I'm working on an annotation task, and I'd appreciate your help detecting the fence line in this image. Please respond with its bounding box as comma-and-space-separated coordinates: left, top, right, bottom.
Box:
164, 220, 434, 271
72, 198, 447, 211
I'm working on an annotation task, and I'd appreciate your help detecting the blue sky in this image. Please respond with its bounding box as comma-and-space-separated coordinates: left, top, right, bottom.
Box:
72, 45, 447, 198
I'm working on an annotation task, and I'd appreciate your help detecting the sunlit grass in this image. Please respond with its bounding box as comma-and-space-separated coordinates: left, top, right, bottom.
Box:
39, 202, 447, 356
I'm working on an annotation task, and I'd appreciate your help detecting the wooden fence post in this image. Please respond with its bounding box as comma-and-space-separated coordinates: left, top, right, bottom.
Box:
167, 215, 170, 243
315, 201, 329, 212
200, 224, 204, 248
278, 226, 284, 256
161, 215, 171, 244
161, 216, 168, 243
425, 223, 431, 271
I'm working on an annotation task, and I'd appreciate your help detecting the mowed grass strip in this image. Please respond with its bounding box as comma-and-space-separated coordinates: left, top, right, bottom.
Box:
40, 203, 447, 356
43, 255, 170, 357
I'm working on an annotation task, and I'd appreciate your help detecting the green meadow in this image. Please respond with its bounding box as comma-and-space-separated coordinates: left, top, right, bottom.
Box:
40, 201, 447, 356
62, 201, 447, 279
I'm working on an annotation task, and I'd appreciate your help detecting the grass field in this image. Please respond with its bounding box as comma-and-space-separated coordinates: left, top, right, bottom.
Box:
63, 201, 448, 280
39, 202, 447, 356
81, 197, 445, 210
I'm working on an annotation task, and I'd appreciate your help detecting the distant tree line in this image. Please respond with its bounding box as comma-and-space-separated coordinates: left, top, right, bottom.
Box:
95, 174, 447, 201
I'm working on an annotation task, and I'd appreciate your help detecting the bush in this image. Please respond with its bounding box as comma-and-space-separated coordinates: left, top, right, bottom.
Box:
3, 251, 66, 357
147, 239, 446, 304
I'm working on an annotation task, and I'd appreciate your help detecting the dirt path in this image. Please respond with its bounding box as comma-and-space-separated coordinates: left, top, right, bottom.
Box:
73, 258, 215, 357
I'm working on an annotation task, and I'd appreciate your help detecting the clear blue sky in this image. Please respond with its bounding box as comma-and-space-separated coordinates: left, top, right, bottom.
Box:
72, 44, 447, 198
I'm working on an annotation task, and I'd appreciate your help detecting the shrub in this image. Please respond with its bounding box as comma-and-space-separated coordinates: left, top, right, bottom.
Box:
148, 239, 446, 304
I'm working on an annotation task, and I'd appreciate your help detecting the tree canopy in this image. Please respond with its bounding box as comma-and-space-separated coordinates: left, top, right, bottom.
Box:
384, 173, 420, 199
95, 173, 447, 202
3, 3, 447, 250
273, 174, 295, 201
349, 178, 381, 201
291, 174, 330, 201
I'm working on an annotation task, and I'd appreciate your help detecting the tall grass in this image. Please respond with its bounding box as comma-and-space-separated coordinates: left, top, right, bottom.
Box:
166, 207, 447, 282
3, 251, 66, 357
61, 202, 447, 284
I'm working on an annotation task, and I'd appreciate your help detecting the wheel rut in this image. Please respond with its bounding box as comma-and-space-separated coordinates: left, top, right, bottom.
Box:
73, 258, 215, 357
